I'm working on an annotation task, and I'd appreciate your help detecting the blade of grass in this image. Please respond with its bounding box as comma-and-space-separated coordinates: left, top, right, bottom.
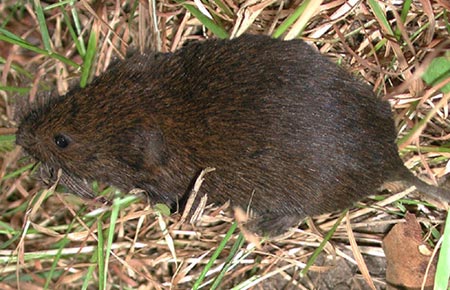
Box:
210, 232, 246, 289
2, 163, 35, 180
82, 246, 100, 290
192, 222, 238, 289
61, 6, 86, 57
284, 0, 323, 40
129, 0, 140, 26
156, 204, 178, 267
0, 56, 34, 78
0, 30, 80, 68
272, 0, 309, 38
69, 0, 87, 55
100, 196, 130, 288
0, 201, 28, 221
300, 210, 347, 276
210, 0, 233, 17
79, 23, 98, 87
43, 221, 76, 290
0, 220, 15, 234
97, 217, 106, 290
0, 27, 34, 42
177, 1, 229, 39
409, 11, 444, 44
368, 0, 394, 37
1, 2, 20, 28
434, 211, 450, 290
0, 222, 23, 250
398, 92, 450, 149
445, 10, 450, 34
0, 134, 16, 153
43, 0, 74, 10
0, 86, 30, 94
400, 0, 412, 23
193, 0, 213, 19
403, 145, 450, 154
394, 0, 412, 39
33, 0, 53, 52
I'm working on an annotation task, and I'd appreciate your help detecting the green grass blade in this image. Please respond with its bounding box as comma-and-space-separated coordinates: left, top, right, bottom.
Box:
82, 246, 99, 290
301, 210, 347, 276
408, 11, 445, 43
0, 27, 30, 42
0, 224, 22, 250
445, 10, 450, 34
403, 145, 450, 154
0, 85, 30, 94
192, 222, 238, 289
101, 197, 122, 289
0, 134, 16, 153
79, 25, 98, 87
397, 93, 450, 147
70, 1, 86, 54
33, 0, 53, 52
61, 6, 86, 57
394, 0, 412, 39
43, 0, 74, 10
97, 218, 106, 290
43, 222, 76, 290
1, 2, 20, 28
0, 30, 80, 68
272, 0, 308, 38
0, 200, 28, 222
210, 0, 233, 17
178, 2, 229, 39
434, 211, 450, 289
400, 0, 412, 23
368, 0, 394, 36
2, 163, 35, 180
210, 232, 246, 289
0, 56, 34, 79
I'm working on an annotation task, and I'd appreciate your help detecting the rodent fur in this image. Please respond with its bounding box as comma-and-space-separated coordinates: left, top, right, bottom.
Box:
16, 34, 450, 235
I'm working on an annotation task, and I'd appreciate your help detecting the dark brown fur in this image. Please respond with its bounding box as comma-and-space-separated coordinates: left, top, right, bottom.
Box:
16, 35, 450, 235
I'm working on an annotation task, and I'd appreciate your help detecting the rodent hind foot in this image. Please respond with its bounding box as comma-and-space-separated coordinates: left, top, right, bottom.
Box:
243, 212, 301, 237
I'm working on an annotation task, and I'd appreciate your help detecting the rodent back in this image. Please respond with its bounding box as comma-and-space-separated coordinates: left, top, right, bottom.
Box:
137, 36, 409, 213
17, 35, 448, 222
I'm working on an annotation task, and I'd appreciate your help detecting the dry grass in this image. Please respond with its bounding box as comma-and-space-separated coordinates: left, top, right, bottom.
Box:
0, 0, 449, 289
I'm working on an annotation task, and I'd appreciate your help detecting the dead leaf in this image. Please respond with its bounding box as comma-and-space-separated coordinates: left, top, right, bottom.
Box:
382, 213, 435, 290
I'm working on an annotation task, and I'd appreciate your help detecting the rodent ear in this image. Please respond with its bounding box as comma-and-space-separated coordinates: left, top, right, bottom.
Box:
120, 128, 169, 169
13, 90, 55, 123
140, 129, 169, 166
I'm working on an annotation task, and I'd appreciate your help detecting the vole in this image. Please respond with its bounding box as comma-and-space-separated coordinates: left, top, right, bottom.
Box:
15, 34, 450, 236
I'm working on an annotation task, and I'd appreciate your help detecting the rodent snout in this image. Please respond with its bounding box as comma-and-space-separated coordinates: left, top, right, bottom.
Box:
15, 127, 24, 147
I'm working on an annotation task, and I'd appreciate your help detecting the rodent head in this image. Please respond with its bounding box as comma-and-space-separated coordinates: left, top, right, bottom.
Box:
16, 93, 115, 201
16, 91, 102, 181
16, 84, 169, 195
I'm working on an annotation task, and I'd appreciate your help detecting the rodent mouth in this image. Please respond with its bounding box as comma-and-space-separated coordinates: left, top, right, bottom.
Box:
38, 163, 58, 186
15, 127, 39, 157
38, 163, 97, 200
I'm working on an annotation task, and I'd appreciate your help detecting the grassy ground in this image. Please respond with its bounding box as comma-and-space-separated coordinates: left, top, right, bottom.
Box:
0, 0, 450, 289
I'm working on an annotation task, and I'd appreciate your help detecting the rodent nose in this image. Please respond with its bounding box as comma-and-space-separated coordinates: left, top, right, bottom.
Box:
15, 128, 24, 146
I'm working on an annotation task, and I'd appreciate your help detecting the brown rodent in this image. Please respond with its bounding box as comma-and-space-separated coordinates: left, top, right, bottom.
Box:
16, 34, 450, 236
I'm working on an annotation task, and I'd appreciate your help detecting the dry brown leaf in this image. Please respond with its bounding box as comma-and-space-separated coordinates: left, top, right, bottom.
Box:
382, 213, 436, 289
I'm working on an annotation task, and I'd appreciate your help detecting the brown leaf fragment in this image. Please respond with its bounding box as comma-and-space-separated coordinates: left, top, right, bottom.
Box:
382, 213, 436, 290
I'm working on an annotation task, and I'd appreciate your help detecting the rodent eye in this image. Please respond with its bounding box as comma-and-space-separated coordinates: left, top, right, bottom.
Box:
54, 134, 71, 149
